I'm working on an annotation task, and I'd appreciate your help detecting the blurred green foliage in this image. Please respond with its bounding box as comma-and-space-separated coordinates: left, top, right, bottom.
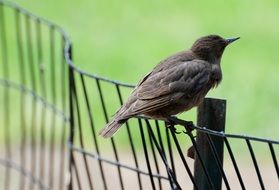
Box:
11, 0, 279, 139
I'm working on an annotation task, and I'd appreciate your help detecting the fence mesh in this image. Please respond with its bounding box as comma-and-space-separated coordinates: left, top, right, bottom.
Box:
0, 1, 278, 189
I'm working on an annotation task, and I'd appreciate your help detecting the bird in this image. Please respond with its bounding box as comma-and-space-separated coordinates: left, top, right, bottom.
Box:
99, 34, 239, 138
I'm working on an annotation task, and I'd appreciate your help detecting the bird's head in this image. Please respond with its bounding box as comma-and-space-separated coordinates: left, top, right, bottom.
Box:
191, 35, 239, 63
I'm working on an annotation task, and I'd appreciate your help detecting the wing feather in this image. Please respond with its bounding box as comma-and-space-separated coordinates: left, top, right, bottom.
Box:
121, 59, 212, 117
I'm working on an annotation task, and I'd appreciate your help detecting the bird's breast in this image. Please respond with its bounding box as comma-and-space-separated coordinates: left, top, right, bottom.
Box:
210, 64, 222, 88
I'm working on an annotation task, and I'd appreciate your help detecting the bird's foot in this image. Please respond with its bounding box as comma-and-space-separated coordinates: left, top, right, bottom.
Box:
182, 121, 195, 135
165, 117, 181, 134
166, 124, 181, 134
165, 116, 195, 135
172, 127, 181, 134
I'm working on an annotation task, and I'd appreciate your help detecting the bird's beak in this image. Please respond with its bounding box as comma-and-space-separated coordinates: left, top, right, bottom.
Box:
225, 37, 240, 45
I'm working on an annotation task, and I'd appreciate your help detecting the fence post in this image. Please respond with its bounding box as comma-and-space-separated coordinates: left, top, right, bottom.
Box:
193, 98, 226, 190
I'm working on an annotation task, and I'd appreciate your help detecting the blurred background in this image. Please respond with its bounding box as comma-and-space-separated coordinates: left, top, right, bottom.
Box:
1, 1, 279, 189
10, 0, 279, 138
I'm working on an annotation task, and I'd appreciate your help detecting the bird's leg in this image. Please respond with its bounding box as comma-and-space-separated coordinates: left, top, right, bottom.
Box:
165, 116, 195, 135
164, 116, 181, 134
166, 124, 181, 134
182, 121, 195, 135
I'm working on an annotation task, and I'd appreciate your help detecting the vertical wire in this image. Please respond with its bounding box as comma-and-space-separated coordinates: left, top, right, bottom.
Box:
145, 121, 181, 190
68, 62, 74, 190
166, 125, 176, 179
81, 74, 108, 190
73, 72, 93, 189
25, 13, 38, 190
72, 155, 82, 190
15, 8, 27, 190
156, 122, 176, 189
146, 123, 162, 190
155, 121, 165, 157
183, 130, 214, 189
165, 126, 176, 189
246, 139, 265, 189
96, 79, 124, 189
224, 137, 245, 189
205, 134, 230, 189
115, 84, 142, 190
138, 119, 156, 190
0, 3, 11, 190
58, 34, 67, 190
72, 74, 94, 190
164, 127, 175, 189
35, 18, 47, 188
48, 25, 57, 188
168, 126, 197, 189
268, 143, 279, 179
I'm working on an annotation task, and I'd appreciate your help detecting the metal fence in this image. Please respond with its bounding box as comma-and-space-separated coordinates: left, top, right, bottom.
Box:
0, 1, 278, 189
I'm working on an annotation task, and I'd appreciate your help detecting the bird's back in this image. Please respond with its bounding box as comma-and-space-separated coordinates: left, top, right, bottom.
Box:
151, 50, 195, 75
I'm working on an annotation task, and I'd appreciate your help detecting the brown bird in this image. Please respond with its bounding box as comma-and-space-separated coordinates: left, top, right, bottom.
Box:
99, 34, 239, 138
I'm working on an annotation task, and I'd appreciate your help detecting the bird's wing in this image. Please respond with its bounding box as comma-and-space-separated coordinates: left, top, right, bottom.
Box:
133, 50, 193, 91
130, 71, 152, 94
126, 60, 211, 115
136, 60, 211, 99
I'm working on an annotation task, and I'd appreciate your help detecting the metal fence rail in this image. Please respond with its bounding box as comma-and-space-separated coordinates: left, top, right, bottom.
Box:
0, 1, 278, 189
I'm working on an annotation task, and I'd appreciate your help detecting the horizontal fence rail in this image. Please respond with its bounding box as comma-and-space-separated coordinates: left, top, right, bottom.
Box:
0, 1, 278, 190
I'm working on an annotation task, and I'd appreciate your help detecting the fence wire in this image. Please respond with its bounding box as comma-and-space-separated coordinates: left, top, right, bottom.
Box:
0, 1, 278, 190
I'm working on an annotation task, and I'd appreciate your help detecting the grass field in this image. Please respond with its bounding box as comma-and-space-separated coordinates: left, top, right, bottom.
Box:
7, 0, 279, 140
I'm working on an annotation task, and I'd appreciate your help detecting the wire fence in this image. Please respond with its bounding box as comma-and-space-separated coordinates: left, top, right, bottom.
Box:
0, 1, 278, 189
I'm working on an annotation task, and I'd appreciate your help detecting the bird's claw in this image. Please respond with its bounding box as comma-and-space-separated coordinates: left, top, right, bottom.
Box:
166, 122, 181, 134
166, 117, 196, 135
172, 127, 181, 134
165, 117, 176, 126
182, 121, 195, 134
186, 121, 194, 129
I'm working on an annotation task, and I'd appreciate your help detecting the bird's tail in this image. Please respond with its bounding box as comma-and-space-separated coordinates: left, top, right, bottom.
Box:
99, 118, 126, 138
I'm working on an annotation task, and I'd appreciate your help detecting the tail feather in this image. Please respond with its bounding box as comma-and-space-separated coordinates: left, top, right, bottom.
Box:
99, 104, 130, 138
99, 119, 126, 138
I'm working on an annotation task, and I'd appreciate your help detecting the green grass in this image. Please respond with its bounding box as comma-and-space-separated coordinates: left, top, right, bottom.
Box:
6, 0, 279, 140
